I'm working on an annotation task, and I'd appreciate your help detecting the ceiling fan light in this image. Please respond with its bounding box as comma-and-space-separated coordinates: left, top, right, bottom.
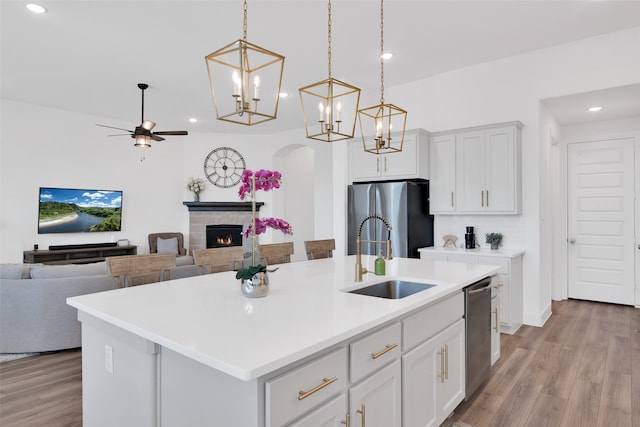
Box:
141, 120, 156, 131
134, 135, 151, 148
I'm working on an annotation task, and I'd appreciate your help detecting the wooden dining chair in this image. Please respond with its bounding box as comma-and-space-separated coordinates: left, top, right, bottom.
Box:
258, 242, 294, 265
304, 239, 335, 260
107, 253, 176, 288
193, 247, 244, 274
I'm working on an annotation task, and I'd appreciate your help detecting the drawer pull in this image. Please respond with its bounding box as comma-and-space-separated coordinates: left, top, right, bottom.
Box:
298, 377, 337, 400
370, 343, 398, 359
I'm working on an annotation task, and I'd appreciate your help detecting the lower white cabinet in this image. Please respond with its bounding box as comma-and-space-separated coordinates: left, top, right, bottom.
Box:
289, 394, 348, 427
402, 319, 465, 427
491, 284, 501, 366
349, 360, 402, 427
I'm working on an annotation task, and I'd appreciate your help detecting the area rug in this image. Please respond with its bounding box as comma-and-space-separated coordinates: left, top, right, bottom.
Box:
0, 353, 39, 363
440, 418, 474, 427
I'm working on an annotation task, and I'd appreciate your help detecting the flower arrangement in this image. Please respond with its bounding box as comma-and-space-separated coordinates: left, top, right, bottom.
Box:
187, 177, 206, 201
235, 169, 293, 280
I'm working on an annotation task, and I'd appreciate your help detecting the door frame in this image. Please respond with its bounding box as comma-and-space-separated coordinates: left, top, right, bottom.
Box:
555, 132, 640, 306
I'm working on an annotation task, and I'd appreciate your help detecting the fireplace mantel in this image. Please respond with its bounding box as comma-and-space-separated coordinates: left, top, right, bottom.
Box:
183, 202, 264, 212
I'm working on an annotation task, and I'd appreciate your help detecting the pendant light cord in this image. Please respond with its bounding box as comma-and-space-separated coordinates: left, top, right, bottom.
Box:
327, 0, 332, 80
380, 0, 385, 104
243, 0, 248, 41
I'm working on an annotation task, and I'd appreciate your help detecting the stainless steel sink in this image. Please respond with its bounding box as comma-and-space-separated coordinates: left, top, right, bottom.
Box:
347, 280, 436, 299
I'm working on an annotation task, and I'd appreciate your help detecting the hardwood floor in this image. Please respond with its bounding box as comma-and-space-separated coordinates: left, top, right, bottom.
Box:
0, 299, 637, 426
455, 299, 640, 427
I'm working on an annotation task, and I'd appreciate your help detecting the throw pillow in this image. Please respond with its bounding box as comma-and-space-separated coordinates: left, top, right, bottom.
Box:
157, 237, 179, 254
30, 262, 108, 279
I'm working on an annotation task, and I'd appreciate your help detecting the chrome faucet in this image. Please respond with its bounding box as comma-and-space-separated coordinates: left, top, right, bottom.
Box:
355, 214, 392, 281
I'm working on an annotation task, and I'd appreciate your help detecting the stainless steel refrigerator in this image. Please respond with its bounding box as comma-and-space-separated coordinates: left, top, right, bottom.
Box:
347, 180, 434, 258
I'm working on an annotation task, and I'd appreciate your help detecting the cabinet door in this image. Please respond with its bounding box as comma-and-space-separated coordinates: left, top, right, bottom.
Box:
383, 133, 418, 178
484, 126, 515, 212
289, 394, 348, 427
402, 334, 439, 427
429, 134, 456, 213
349, 359, 401, 427
437, 319, 465, 419
350, 140, 382, 181
491, 294, 501, 366
456, 131, 485, 212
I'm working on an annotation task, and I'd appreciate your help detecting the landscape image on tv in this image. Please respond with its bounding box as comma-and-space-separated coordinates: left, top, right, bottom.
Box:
38, 187, 123, 234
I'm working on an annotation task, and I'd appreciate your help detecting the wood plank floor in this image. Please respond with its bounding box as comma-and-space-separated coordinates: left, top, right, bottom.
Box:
0, 299, 637, 426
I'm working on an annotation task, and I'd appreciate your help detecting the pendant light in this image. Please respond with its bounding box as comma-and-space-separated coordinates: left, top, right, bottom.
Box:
205, 0, 285, 126
358, 0, 407, 154
299, 0, 361, 142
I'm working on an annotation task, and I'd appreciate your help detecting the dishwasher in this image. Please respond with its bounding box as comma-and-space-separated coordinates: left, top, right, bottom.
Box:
463, 276, 492, 399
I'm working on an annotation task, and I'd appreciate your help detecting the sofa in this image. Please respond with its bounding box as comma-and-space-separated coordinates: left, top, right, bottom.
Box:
0, 256, 200, 354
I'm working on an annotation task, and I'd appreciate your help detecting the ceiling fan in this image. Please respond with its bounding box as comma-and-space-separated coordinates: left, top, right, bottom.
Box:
97, 83, 188, 147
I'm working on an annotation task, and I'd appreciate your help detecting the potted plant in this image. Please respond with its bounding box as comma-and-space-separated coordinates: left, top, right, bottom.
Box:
235, 169, 293, 297
485, 233, 503, 250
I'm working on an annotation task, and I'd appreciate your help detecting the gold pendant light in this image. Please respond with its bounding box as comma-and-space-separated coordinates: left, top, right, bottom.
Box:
358, 0, 407, 154
205, 0, 285, 126
299, 0, 361, 142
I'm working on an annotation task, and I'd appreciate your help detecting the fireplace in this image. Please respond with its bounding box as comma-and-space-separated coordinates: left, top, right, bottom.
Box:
206, 224, 243, 249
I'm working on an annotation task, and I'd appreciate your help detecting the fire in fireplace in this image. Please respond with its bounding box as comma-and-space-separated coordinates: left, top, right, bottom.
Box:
206, 224, 243, 249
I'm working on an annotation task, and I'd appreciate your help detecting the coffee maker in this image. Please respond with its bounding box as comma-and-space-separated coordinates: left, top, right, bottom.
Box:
465, 226, 478, 249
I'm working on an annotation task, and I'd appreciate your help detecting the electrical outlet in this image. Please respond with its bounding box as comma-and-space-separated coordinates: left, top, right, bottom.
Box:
104, 345, 113, 374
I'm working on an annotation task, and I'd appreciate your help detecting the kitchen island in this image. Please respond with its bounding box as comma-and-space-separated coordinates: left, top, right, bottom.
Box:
68, 255, 499, 427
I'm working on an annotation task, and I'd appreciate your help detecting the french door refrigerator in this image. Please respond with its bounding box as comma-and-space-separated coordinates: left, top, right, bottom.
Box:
347, 180, 434, 258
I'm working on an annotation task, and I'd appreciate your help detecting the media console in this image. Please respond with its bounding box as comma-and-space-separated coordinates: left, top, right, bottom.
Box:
23, 244, 138, 265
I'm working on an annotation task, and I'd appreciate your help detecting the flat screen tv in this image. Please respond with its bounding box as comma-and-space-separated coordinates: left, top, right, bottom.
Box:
38, 187, 123, 234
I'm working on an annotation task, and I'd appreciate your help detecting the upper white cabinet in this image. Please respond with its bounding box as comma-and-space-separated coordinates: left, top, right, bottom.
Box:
349, 129, 430, 182
430, 121, 523, 215
429, 134, 457, 213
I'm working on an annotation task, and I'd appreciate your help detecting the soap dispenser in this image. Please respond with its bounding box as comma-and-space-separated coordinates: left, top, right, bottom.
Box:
374, 249, 386, 275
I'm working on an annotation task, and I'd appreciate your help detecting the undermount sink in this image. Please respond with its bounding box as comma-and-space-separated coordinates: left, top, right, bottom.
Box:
347, 280, 436, 299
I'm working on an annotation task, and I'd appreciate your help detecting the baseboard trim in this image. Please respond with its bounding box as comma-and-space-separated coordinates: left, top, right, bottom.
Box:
523, 303, 552, 327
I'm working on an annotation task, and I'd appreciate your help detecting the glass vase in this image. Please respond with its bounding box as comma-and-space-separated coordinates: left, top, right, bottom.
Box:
241, 271, 269, 298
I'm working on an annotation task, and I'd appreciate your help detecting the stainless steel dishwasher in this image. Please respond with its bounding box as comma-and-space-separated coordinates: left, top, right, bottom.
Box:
464, 276, 492, 399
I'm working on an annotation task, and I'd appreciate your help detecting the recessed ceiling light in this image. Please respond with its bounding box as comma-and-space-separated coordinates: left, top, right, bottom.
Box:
279, 92, 288, 98
381, 52, 393, 60
189, 118, 198, 123
26, 4, 47, 14
588, 106, 603, 112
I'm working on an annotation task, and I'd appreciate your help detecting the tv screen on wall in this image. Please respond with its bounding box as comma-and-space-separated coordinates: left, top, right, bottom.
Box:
38, 187, 123, 234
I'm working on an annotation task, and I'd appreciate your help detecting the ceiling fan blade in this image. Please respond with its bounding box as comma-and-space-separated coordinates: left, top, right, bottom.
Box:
107, 133, 133, 137
153, 131, 189, 136
96, 124, 134, 133
151, 134, 165, 142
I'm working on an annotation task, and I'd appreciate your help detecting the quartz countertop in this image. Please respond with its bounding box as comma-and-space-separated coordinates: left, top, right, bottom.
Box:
419, 246, 525, 258
67, 255, 499, 381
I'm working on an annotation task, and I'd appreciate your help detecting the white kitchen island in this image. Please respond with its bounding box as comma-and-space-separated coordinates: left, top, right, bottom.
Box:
68, 255, 499, 427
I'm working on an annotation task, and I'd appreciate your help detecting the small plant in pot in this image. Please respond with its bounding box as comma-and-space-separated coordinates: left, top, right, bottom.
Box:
485, 233, 503, 250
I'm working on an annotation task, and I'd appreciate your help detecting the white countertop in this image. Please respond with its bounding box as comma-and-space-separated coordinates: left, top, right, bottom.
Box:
418, 246, 525, 258
67, 255, 499, 381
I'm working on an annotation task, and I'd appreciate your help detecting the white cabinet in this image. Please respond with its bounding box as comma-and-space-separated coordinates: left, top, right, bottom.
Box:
289, 394, 348, 427
350, 129, 430, 182
491, 284, 501, 366
402, 319, 465, 427
349, 360, 402, 427
419, 248, 523, 334
429, 134, 456, 213
430, 121, 522, 215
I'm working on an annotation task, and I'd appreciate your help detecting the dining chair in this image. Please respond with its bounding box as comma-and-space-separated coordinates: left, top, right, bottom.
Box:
258, 242, 294, 265
107, 253, 176, 288
193, 246, 244, 274
304, 239, 335, 260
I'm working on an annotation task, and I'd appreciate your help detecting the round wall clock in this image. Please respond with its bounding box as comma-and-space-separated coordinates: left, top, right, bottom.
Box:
203, 147, 246, 188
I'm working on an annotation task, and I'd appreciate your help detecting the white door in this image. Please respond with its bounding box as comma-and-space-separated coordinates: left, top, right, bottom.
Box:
567, 138, 635, 304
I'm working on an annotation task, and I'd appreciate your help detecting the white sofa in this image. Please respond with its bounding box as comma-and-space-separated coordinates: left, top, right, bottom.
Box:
0, 257, 200, 353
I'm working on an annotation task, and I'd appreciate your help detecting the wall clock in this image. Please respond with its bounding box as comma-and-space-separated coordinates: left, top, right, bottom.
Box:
203, 147, 246, 188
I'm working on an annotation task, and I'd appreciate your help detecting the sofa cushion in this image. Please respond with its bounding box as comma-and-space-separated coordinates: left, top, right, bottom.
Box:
157, 237, 179, 254
0, 264, 24, 279
30, 262, 108, 279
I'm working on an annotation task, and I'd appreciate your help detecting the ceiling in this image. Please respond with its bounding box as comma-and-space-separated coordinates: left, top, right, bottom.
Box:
2, 0, 640, 136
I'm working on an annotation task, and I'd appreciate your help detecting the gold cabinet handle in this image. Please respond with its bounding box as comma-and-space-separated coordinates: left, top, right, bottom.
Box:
451, 191, 454, 207
371, 343, 398, 359
486, 190, 489, 207
298, 377, 337, 400
444, 344, 449, 380
384, 156, 388, 172
493, 307, 499, 332
376, 158, 380, 173
356, 404, 366, 427
341, 413, 350, 427
493, 282, 504, 288
481, 190, 484, 207
438, 347, 444, 383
